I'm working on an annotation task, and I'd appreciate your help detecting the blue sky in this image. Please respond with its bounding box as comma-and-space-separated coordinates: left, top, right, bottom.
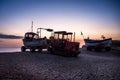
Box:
0, 0, 120, 47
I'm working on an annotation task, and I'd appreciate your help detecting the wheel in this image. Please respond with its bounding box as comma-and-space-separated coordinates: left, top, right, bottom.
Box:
21, 46, 26, 52
38, 48, 42, 52
105, 47, 111, 51
49, 47, 54, 54
67, 51, 72, 57
70, 52, 78, 57
30, 48, 35, 52
48, 47, 52, 54
73, 53, 78, 57
87, 47, 92, 51
68, 51, 78, 57
95, 47, 101, 52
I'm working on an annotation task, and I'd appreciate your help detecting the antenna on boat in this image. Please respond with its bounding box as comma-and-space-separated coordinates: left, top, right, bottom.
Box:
31, 21, 33, 32
81, 31, 84, 39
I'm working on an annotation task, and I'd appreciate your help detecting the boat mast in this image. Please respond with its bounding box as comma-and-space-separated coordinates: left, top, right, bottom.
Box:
31, 21, 33, 32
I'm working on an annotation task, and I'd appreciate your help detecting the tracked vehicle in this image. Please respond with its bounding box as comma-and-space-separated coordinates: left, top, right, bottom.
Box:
48, 31, 80, 57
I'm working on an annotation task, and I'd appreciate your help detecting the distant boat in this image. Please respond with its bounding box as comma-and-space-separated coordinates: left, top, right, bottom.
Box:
84, 38, 112, 51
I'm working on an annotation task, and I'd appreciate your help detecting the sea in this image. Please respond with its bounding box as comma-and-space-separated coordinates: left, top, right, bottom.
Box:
0, 47, 21, 53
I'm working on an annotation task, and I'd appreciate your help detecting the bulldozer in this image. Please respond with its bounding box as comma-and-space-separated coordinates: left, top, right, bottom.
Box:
48, 31, 80, 57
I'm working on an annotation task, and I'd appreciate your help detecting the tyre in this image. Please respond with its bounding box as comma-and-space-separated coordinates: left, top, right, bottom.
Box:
73, 53, 78, 57
70, 51, 78, 57
48, 47, 51, 53
50, 47, 54, 54
30, 48, 35, 52
21, 46, 26, 52
38, 48, 42, 52
65, 51, 70, 57
95, 47, 101, 52
105, 47, 111, 51
87, 47, 92, 51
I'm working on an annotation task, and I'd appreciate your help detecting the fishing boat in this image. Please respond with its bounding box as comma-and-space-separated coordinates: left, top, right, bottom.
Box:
84, 38, 112, 51
21, 22, 53, 52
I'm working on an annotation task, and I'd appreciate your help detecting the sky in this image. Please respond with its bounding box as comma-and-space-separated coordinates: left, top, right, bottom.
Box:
0, 0, 120, 47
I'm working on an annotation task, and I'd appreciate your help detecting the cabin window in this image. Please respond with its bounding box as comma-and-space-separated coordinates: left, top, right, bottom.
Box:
68, 35, 72, 41
28, 34, 33, 38
59, 34, 63, 39
54, 34, 58, 39
25, 34, 29, 37
34, 35, 38, 39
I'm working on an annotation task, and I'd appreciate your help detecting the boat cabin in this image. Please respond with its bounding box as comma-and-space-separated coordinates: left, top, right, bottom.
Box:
54, 31, 73, 41
24, 32, 39, 40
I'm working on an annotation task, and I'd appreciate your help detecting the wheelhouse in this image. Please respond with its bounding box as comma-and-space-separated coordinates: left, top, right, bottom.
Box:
24, 32, 39, 39
54, 31, 73, 41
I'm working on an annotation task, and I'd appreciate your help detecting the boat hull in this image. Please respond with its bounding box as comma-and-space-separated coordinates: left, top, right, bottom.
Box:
84, 38, 112, 51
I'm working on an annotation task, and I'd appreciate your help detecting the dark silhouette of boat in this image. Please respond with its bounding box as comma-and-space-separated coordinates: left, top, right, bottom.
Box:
84, 38, 112, 51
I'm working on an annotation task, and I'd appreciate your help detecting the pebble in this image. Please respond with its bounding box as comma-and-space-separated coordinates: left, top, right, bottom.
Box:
0, 50, 120, 80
